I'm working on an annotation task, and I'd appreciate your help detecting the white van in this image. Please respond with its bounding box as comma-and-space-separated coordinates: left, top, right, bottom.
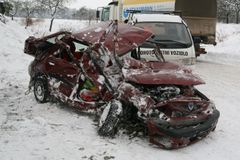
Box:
128, 13, 196, 64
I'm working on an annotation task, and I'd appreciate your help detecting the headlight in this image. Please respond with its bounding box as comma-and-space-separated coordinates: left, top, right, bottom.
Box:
203, 101, 216, 115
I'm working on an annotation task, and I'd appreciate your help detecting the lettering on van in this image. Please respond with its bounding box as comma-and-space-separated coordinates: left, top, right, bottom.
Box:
169, 51, 188, 56
140, 50, 189, 56
139, 50, 155, 57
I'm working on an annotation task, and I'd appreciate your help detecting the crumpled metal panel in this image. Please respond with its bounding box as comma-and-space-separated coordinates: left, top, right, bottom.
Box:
123, 57, 205, 85
73, 22, 153, 56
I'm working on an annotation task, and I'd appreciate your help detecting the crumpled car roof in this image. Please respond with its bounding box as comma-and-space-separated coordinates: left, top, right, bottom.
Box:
73, 22, 153, 56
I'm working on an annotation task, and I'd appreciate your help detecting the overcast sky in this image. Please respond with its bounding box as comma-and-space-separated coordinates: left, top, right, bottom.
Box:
67, 0, 111, 9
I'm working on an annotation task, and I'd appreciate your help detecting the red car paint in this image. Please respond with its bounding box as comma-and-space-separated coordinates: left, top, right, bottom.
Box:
73, 22, 153, 56
123, 58, 205, 85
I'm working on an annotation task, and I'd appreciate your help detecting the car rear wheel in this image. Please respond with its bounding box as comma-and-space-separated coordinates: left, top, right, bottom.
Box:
34, 78, 49, 103
98, 100, 122, 137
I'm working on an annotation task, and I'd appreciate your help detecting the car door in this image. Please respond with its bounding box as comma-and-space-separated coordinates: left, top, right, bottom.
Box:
45, 53, 80, 97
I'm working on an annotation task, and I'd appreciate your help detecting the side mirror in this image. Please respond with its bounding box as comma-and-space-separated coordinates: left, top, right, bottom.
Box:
96, 10, 100, 19
193, 37, 201, 44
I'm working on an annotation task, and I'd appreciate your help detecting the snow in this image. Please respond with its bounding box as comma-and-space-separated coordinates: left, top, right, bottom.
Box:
201, 23, 240, 65
1, 18, 240, 160
97, 75, 105, 85
13, 18, 93, 37
95, 27, 102, 32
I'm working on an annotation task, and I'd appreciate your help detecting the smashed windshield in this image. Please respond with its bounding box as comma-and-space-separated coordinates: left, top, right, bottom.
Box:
135, 22, 192, 48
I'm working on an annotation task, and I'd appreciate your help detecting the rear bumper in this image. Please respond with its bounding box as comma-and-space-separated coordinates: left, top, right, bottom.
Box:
147, 109, 220, 149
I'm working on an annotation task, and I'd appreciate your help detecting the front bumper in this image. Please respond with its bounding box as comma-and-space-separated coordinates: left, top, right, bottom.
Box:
147, 109, 220, 149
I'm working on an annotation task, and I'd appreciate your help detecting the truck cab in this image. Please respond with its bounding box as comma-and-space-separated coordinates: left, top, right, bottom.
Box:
128, 13, 196, 64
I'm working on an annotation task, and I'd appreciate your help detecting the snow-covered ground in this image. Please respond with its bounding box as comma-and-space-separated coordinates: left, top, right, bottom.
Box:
0, 18, 240, 160
201, 23, 240, 65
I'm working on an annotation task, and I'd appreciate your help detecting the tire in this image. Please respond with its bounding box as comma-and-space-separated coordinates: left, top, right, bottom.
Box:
98, 100, 122, 137
34, 77, 49, 103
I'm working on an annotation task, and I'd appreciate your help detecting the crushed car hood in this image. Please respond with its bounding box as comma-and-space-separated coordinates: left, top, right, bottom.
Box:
73, 22, 153, 56
123, 58, 205, 85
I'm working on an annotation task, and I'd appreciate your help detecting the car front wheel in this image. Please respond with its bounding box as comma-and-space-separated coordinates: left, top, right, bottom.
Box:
98, 100, 122, 137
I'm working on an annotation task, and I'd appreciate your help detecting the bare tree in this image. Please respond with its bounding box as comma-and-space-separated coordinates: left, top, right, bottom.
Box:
77, 6, 88, 20
9, 0, 21, 20
231, 0, 240, 23
75, 6, 96, 25
0, 1, 6, 23
40, 0, 69, 32
218, 0, 233, 23
21, 0, 39, 28
0, 1, 5, 15
88, 9, 96, 25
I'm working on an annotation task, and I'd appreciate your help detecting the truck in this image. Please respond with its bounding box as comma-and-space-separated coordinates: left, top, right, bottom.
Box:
97, 0, 217, 62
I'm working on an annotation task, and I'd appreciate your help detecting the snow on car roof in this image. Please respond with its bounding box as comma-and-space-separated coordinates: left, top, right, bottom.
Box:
132, 14, 183, 23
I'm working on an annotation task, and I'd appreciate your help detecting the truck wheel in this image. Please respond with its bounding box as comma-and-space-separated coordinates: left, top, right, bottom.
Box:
34, 77, 49, 103
98, 100, 122, 137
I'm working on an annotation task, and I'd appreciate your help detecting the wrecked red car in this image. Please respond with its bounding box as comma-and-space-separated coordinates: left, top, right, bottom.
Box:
24, 21, 219, 149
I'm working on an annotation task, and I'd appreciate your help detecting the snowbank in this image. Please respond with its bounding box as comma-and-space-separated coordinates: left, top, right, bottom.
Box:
0, 19, 32, 90
200, 23, 240, 65
14, 18, 95, 37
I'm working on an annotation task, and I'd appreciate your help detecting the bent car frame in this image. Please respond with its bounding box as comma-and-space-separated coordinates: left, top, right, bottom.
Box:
24, 21, 219, 149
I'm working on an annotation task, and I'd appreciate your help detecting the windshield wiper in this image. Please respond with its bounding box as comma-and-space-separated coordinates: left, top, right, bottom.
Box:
154, 39, 189, 47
